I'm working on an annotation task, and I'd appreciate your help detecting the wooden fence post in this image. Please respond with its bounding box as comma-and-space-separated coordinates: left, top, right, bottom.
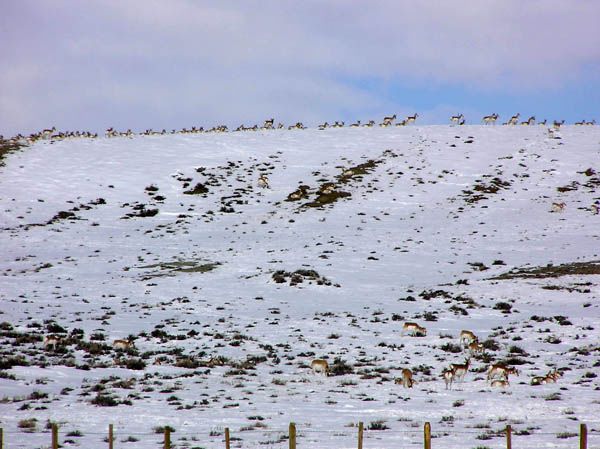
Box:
424, 422, 431, 449
506, 425, 512, 449
580, 423, 587, 449
108, 424, 114, 449
289, 422, 297, 449
358, 422, 364, 449
164, 427, 171, 449
52, 423, 59, 449
225, 427, 231, 449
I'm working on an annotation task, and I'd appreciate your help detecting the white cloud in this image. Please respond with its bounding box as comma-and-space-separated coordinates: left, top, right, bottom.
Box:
1, 0, 599, 135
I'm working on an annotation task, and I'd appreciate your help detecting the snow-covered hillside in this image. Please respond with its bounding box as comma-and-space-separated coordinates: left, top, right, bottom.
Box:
0, 125, 599, 449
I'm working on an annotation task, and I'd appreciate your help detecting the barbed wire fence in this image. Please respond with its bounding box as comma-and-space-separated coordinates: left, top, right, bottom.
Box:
0, 421, 598, 449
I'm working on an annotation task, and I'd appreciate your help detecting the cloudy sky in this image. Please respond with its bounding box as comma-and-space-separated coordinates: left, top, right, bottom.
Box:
2, 0, 599, 136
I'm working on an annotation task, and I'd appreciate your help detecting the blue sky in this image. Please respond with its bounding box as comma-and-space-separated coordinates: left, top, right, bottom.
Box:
1, 0, 599, 136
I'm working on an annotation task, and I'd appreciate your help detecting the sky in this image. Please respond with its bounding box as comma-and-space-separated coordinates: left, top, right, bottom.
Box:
1, 0, 600, 137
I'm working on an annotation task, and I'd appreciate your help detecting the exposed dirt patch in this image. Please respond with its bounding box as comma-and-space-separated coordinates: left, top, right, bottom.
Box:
0, 139, 26, 167
136, 260, 221, 280
271, 268, 339, 287
490, 260, 600, 280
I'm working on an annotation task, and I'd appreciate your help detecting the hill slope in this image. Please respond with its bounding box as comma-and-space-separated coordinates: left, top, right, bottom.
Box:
0, 125, 599, 449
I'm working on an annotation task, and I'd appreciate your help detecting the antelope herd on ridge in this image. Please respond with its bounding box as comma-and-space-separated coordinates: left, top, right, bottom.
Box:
3, 112, 596, 147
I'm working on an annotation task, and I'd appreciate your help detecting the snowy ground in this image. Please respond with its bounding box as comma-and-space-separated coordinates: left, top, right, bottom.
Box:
0, 125, 599, 449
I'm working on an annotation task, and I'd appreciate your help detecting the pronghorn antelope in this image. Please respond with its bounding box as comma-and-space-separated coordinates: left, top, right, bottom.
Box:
482, 113, 499, 125
553, 119, 565, 129
41, 127, 57, 139
575, 119, 586, 125
310, 359, 330, 376
318, 122, 330, 130
402, 322, 427, 336
490, 379, 510, 388
592, 203, 600, 215
521, 116, 535, 125
458, 118, 466, 125
487, 364, 519, 381
531, 369, 561, 385
450, 358, 470, 382
586, 119, 596, 125
442, 367, 454, 389
507, 113, 520, 125
395, 368, 414, 388
538, 119, 547, 125
450, 113, 464, 124
263, 118, 275, 128
459, 330, 477, 347
363, 120, 375, 127
396, 119, 408, 126
257, 174, 270, 189
349, 120, 361, 128
467, 341, 484, 356
382, 114, 396, 124
43, 335, 61, 350
113, 338, 134, 350
287, 185, 310, 201
405, 113, 418, 124
551, 202, 566, 213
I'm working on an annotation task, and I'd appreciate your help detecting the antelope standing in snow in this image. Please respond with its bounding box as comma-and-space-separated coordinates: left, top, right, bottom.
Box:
263, 118, 274, 129
442, 367, 455, 389
459, 330, 477, 347
450, 113, 464, 125
318, 122, 330, 130
311, 359, 330, 376
450, 358, 470, 382
482, 113, 499, 125
396, 119, 408, 126
405, 113, 418, 124
487, 364, 519, 381
113, 338, 135, 350
553, 119, 565, 129
490, 379, 510, 388
591, 203, 600, 215
43, 335, 61, 350
395, 368, 414, 388
551, 202, 566, 213
507, 113, 520, 125
586, 119, 596, 125
538, 119, 547, 125
382, 114, 396, 124
467, 341, 484, 356
521, 116, 535, 125
402, 322, 427, 336
257, 174, 270, 189
349, 120, 361, 128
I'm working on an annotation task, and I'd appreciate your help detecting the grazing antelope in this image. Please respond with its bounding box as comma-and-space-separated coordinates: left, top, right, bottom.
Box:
442, 367, 454, 389
487, 364, 519, 381
467, 341, 484, 356
551, 202, 566, 213
553, 119, 565, 129
507, 113, 520, 125
113, 338, 134, 350
450, 113, 464, 125
311, 359, 330, 376
43, 335, 61, 350
402, 322, 427, 336
459, 330, 477, 347
490, 379, 510, 388
482, 113, 499, 125
257, 174, 270, 189
395, 368, 414, 388
450, 358, 470, 382
405, 113, 418, 124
